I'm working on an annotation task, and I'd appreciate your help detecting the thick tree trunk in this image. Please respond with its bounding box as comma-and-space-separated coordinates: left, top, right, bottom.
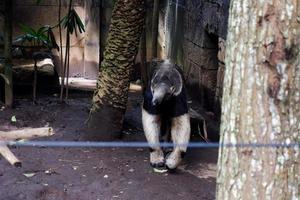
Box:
216, 0, 300, 199
88, 0, 145, 139
4, 0, 13, 107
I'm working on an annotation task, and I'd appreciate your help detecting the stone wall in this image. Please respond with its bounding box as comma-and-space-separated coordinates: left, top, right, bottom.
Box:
158, 0, 229, 113
184, 0, 229, 112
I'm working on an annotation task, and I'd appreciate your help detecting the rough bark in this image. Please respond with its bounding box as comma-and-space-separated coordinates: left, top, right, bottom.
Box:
4, 0, 13, 107
140, 27, 148, 89
88, 0, 145, 139
216, 0, 300, 199
151, 0, 159, 58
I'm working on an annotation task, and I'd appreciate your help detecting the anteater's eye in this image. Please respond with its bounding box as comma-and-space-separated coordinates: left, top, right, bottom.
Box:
151, 85, 156, 94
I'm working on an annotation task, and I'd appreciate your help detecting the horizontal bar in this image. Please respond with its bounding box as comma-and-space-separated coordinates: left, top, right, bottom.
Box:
1, 141, 299, 148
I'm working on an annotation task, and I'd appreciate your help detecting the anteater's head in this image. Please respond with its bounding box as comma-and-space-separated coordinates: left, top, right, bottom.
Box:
150, 60, 183, 106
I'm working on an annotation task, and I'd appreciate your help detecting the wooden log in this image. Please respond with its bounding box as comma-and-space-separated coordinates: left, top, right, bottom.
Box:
0, 127, 54, 167
0, 127, 53, 140
0, 145, 21, 167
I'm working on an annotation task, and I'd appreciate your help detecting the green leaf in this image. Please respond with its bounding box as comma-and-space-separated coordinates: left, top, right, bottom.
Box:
47, 28, 59, 51
11, 115, 17, 123
19, 23, 36, 35
37, 26, 49, 35
61, 9, 85, 36
74, 10, 85, 33
16, 24, 56, 49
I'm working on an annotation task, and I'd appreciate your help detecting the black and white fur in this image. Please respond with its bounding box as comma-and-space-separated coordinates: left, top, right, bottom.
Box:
142, 60, 190, 170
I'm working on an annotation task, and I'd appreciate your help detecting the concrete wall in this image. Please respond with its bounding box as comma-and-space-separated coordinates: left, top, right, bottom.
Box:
0, 0, 100, 79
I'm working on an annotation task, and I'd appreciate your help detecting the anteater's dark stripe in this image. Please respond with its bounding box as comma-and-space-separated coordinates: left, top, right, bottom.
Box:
181, 151, 186, 158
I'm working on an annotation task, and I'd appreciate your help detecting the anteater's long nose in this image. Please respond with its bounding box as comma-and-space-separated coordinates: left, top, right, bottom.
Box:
152, 99, 159, 106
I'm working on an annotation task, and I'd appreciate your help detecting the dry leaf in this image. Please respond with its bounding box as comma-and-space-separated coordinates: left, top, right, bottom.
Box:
23, 172, 36, 178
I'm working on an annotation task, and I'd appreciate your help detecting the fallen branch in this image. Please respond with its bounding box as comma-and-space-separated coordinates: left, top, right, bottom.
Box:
189, 108, 210, 142
0, 145, 21, 167
0, 127, 53, 140
0, 127, 54, 167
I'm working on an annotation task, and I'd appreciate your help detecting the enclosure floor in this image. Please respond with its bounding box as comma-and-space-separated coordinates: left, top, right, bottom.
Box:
0, 91, 217, 200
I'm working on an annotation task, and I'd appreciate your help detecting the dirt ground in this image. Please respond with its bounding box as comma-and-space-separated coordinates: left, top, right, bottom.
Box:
0, 90, 218, 200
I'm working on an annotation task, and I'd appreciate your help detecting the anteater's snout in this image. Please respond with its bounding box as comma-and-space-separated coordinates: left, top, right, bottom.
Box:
152, 99, 159, 106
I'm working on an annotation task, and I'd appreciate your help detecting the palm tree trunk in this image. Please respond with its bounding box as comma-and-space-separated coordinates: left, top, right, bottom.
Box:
88, 0, 145, 139
4, 0, 13, 107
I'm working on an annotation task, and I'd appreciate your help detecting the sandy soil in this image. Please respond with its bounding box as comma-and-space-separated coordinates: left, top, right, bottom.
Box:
0, 91, 218, 200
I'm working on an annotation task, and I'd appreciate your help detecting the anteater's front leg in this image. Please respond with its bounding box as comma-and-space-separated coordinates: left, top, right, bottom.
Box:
142, 108, 165, 170
166, 113, 190, 169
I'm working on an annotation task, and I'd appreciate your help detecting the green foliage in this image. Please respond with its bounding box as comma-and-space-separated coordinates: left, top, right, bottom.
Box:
13, 9, 85, 50
14, 24, 59, 50
61, 9, 85, 36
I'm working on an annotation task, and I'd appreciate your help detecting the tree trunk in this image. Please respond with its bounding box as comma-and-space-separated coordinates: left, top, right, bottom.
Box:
140, 27, 148, 89
88, 0, 145, 139
151, 0, 159, 58
4, 0, 13, 107
216, 1, 300, 199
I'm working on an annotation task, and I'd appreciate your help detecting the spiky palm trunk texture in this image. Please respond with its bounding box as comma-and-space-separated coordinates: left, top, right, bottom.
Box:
88, 0, 145, 139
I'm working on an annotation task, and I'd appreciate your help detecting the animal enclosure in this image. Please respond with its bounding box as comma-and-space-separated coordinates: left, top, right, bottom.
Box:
0, 0, 299, 200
